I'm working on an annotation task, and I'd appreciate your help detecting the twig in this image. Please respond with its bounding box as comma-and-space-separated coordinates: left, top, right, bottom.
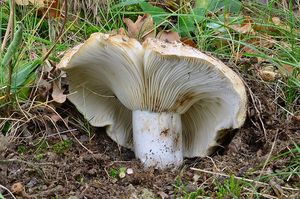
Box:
190, 167, 299, 191
0, 184, 17, 199
0, 158, 58, 166
243, 187, 278, 199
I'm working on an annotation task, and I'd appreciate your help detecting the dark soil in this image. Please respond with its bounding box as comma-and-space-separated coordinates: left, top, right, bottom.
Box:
0, 62, 299, 199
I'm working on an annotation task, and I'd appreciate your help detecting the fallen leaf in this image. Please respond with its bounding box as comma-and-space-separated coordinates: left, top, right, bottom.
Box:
50, 114, 61, 123
109, 28, 126, 35
230, 16, 254, 34
52, 79, 66, 103
292, 115, 300, 123
36, 0, 61, 18
258, 69, 278, 81
123, 14, 155, 41
278, 64, 294, 76
181, 37, 197, 47
272, 17, 281, 25
156, 30, 180, 42
235, 35, 276, 60
11, 182, 24, 195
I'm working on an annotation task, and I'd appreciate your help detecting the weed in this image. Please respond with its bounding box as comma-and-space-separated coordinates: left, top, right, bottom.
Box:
109, 168, 118, 178
216, 175, 242, 199
52, 139, 72, 155
173, 174, 204, 198
34, 153, 45, 160
34, 139, 48, 154
109, 167, 127, 179
258, 143, 300, 183
17, 145, 26, 154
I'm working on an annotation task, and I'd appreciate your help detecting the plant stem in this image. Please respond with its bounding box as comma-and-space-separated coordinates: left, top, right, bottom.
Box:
5, 0, 15, 104
1, 0, 14, 52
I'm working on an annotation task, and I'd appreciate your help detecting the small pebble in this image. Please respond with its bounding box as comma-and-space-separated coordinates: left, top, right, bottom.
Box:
126, 168, 133, 175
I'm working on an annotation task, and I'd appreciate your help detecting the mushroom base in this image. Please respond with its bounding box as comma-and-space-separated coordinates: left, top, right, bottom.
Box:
132, 110, 183, 168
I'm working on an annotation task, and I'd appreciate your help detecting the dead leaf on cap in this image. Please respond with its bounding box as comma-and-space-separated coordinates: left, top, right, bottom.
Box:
52, 79, 66, 103
123, 14, 155, 41
156, 30, 180, 42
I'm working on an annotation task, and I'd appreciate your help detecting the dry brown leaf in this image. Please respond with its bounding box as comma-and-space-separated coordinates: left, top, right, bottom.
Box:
258, 69, 278, 82
236, 35, 276, 60
52, 79, 66, 103
50, 114, 61, 123
37, 0, 61, 18
11, 182, 24, 195
292, 115, 300, 123
279, 64, 294, 76
230, 16, 255, 34
109, 27, 126, 35
272, 17, 281, 25
156, 30, 180, 42
181, 37, 197, 48
123, 14, 155, 41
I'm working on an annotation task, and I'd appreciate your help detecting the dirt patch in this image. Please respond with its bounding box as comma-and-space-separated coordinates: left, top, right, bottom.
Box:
0, 62, 299, 198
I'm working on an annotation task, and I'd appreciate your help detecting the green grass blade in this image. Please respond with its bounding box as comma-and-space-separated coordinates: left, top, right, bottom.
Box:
11, 58, 42, 92
1, 26, 23, 68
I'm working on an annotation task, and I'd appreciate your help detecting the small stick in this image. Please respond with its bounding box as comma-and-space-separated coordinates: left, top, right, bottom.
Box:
0, 184, 17, 199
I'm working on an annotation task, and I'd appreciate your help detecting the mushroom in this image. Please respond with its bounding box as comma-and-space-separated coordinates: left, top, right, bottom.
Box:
58, 33, 247, 168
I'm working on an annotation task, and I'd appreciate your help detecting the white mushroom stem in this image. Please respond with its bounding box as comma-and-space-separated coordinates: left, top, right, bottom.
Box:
132, 110, 183, 168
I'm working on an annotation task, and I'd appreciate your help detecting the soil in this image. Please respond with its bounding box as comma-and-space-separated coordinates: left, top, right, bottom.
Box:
0, 61, 299, 199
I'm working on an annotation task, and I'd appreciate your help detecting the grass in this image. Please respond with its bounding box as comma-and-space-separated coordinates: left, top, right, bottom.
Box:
0, 0, 299, 198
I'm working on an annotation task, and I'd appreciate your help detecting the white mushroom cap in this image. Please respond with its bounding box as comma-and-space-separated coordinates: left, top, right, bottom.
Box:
58, 32, 247, 159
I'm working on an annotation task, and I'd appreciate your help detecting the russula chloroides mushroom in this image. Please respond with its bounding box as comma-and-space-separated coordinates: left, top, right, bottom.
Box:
58, 33, 247, 168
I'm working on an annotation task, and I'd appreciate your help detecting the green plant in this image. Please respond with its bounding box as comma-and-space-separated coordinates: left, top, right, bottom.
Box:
173, 174, 204, 198
34, 139, 48, 154
109, 167, 127, 179
258, 143, 300, 183
35, 153, 45, 160
52, 139, 72, 155
183, 189, 203, 199
216, 175, 242, 198
0, 192, 5, 199
17, 145, 26, 154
